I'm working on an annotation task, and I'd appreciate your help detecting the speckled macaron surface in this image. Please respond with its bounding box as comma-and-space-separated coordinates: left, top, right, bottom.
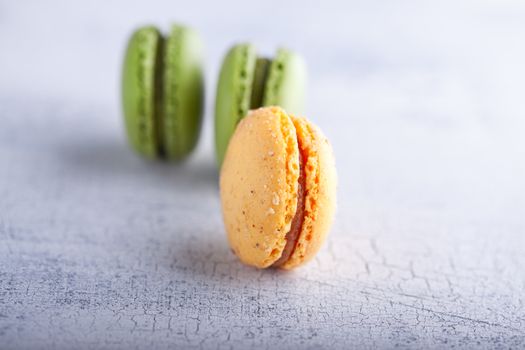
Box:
214, 44, 306, 167
122, 24, 204, 160
220, 106, 336, 269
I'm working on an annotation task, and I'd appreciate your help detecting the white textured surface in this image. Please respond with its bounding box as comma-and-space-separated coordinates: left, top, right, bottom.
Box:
1, 1, 525, 349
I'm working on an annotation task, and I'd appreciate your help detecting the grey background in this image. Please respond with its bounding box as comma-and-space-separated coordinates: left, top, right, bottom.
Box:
1, 0, 525, 349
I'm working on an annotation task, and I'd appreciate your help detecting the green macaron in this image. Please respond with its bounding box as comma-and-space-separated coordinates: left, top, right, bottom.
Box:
214, 44, 307, 167
122, 24, 204, 160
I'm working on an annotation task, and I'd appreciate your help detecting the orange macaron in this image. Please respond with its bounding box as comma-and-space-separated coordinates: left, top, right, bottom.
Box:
220, 106, 337, 269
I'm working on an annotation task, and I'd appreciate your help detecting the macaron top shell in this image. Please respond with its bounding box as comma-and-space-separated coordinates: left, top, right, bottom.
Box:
215, 44, 257, 167
220, 106, 336, 269
122, 26, 162, 158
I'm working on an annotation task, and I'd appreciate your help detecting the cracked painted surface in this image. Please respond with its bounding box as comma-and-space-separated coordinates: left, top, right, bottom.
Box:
1, 1, 525, 349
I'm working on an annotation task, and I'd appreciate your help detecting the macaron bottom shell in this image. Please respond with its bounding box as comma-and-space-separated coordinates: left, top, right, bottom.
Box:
220, 106, 336, 269
161, 25, 204, 159
280, 114, 337, 269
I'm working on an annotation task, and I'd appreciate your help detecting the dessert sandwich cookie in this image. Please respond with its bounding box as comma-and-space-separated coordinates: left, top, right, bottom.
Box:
220, 107, 337, 269
214, 43, 307, 167
122, 24, 204, 160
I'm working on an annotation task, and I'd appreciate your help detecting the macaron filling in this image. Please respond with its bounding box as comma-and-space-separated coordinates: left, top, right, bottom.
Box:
250, 58, 271, 109
153, 34, 166, 156
272, 146, 307, 267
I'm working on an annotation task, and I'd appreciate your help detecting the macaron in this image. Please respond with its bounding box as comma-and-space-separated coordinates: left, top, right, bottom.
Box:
214, 44, 306, 167
220, 106, 336, 269
122, 24, 204, 160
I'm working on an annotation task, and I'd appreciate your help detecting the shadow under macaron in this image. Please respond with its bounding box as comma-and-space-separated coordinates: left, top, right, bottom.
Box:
164, 229, 303, 284
55, 134, 219, 190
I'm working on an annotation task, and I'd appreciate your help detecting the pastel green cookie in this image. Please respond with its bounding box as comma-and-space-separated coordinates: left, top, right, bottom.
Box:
122, 24, 204, 160
214, 44, 306, 167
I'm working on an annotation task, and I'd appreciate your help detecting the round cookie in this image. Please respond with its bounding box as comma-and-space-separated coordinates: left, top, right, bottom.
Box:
214, 44, 306, 167
220, 106, 336, 269
122, 24, 204, 160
